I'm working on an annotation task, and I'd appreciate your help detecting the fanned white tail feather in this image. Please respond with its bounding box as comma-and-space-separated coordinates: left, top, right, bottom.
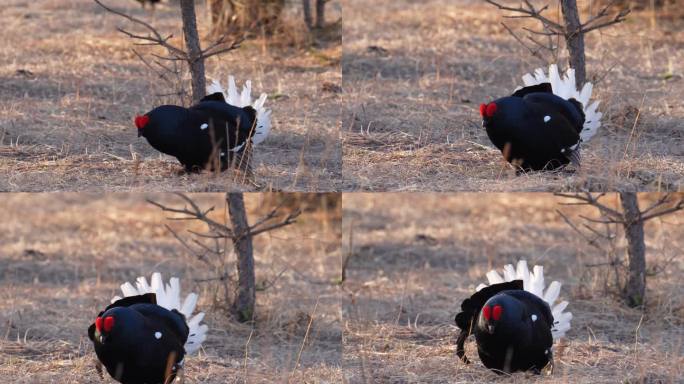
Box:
207, 76, 272, 146
476, 260, 572, 339
111, 272, 207, 354
519, 64, 602, 143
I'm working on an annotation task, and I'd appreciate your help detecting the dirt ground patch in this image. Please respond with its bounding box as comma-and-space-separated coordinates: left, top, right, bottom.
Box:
0, 193, 342, 383
342, 0, 684, 191
0, 0, 342, 192
342, 193, 684, 383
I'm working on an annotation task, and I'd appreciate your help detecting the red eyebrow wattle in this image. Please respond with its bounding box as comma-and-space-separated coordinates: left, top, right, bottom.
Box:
492, 305, 502, 321
104, 316, 115, 332
135, 115, 150, 129
486, 103, 497, 117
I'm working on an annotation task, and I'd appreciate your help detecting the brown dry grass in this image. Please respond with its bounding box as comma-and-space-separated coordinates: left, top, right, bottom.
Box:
342, 193, 684, 383
0, 0, 342, 192
342, 0, 684, 191
0, 193, 342, 383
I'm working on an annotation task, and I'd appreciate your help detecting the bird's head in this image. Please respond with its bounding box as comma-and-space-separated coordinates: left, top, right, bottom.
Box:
90, 307, 141, 345
135, 114, 150, 137
480, 97, 528, 128
135, 105, 189, 140
93, 313, 115, 343
479, 101, 498, 123
477, 294, 524, 335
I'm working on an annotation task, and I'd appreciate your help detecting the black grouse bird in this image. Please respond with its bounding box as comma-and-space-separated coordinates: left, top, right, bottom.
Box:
135, 0, 161, 9
455, 260, 572, 374
88, 273, 208, 384
136, 76, 271, 172
481, 64, 602, 172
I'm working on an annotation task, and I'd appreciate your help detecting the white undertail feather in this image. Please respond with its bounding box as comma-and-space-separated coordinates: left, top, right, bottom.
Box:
519, 64, 602, 143
112, 272, 208, 354
476, 260, 572, 339
207, 76, 272, 146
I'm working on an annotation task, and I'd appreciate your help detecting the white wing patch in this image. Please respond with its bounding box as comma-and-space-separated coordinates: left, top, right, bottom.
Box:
154, 332, 162, 339
200, 123, 208, 130
544, 116, 551, 123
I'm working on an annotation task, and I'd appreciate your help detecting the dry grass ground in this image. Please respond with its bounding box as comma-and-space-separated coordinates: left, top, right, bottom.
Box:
342, 0, 684, 191
0, 193, 342, 383
0, 0, 342, 192
342, 193, 684, 383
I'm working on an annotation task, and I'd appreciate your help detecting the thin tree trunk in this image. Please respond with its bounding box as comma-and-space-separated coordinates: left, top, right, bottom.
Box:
620, 192, 646, 307
179, 0, 206, 103
303, 0, 313, 29
227, 193, 256, 321
315, 0, 326, 28
560, 0, 586, 85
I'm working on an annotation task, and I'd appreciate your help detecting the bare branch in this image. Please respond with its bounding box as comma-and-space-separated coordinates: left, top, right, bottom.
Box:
200, 30, 245, 59
522, 26, 558, 36
94, 0, 186, 57
201, 41, 243, 60
579, 0, 631, 34
485, 0, 564, 33
131, 49, 175, 86
256, 268, 288, 291
501, 23, 546, 62
580, 9, 630, 34
557, 209, 607, 251
246, 210, 302, 238
147, 193, 233, 236
190, 237, 223, 255
195, 272, 234, 283
164, 224, 211, 265
187, 229, 226, 239
640, 199, 684, 222
578, 214, 623, 224
555, 192, 624, 220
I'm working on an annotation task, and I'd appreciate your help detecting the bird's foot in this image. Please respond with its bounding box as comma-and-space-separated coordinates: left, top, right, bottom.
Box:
542, 357, 554, 376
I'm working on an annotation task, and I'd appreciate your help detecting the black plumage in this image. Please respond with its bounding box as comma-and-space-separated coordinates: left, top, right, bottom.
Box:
481, 82, 585, 172
136, 92, 257, 172
88, 293, 189, 384
135, 0, 161, 8
455, 280, 555, 374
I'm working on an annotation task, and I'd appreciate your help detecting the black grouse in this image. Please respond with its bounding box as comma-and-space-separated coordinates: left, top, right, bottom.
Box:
136, 76, 271, 172
481, 64, 602, 172
88, 273, 208, 384
135, 0, 161, 9
455, 260, 572, 374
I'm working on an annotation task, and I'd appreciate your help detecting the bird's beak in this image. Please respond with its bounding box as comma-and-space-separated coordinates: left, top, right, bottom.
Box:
487, 325, 495, 334
137, 129, 142, 138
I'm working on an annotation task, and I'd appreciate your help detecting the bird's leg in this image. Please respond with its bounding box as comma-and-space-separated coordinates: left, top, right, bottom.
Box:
542, 353, 554, 376
95, 359, 104, 380
455, 329, 470, 364
177, 367, 185, 384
